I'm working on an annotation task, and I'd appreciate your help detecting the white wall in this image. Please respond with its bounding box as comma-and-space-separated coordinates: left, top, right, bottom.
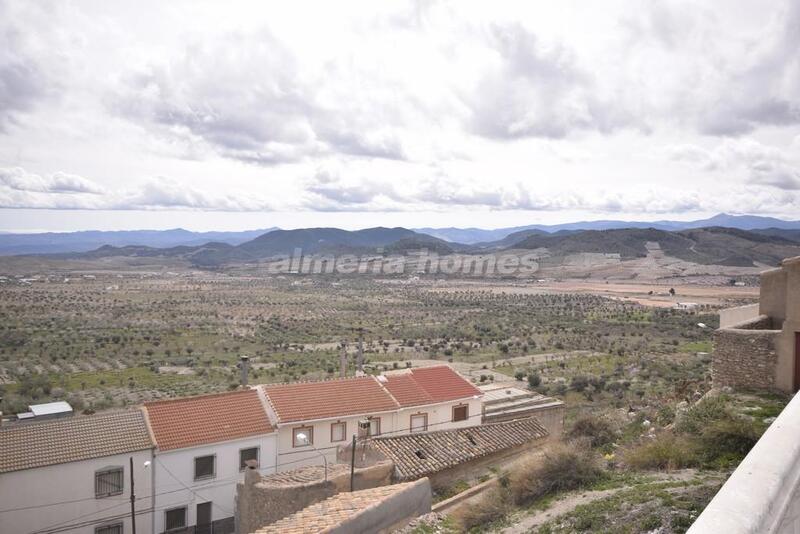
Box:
719, 303, 761, 329
0, 449, 154, 534
396, 398, 482, 434
274, 398, 482, 472
274, 410, 397, 471
152, 434, 276, 534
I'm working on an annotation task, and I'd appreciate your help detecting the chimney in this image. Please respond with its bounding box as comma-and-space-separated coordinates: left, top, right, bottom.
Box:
356, 333, 364, 373
340, 345, 347, 378
240, 355, 250, 386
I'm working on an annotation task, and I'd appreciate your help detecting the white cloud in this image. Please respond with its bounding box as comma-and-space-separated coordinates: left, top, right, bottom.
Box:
665, 138, 800, 190
0, 167, 104, 194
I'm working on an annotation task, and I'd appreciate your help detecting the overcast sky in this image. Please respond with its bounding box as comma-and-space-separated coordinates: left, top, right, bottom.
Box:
0, 0, 798, 232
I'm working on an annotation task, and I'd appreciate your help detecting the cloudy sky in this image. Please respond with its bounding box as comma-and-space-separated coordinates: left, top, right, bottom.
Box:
0, 0, 798, 232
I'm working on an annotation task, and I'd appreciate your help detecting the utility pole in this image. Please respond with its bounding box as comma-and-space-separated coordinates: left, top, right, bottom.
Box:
350, 434, 356, 492
129, 456, 137, 534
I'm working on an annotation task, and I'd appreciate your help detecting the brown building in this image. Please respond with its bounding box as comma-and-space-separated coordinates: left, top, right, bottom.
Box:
713, 255, 800, 393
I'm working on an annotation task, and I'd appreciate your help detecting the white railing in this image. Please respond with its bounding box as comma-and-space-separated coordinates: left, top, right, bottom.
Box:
689, 392, 800, 533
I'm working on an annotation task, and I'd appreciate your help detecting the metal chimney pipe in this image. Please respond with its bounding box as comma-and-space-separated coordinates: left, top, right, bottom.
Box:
240, 355, 250, 386
357, 333, 364, 373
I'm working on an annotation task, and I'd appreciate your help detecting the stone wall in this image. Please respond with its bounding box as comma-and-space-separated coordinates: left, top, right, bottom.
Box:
712, 317, 781, 391
236, 461, 394, 534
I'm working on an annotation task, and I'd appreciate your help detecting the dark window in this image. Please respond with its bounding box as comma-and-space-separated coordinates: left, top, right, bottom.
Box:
239, 447, 259, 471
95, 523, 123, 534
95, 467, 123, 498
194, 455, 215, 480
452, 405, 468, 422
165, 507, 187, 531
331, 422, 346, 442
293, 426, 314, 447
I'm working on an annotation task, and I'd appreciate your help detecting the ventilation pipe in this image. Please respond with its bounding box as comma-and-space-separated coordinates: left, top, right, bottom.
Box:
240, 355, 250, 386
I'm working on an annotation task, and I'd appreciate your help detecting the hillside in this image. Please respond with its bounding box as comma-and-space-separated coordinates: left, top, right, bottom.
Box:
0, 228, 275, 255
509, 227, 800, 266
56, 227, 455, 267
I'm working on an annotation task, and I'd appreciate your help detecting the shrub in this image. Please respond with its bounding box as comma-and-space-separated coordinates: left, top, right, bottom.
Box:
696, 417, 761, 465
508, 446, 605, 506
454, 488, 509, 531
515, 371, 526, 381
625, 433, 698, 470
675, 395, 730, 434
527, 372, 541, 388
568, 415, 618, 449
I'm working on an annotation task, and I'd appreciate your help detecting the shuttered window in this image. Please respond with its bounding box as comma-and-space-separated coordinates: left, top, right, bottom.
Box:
194, 454, 216, 480
165, 506, 187, 531
95, 523, 122, 534
95, 467, 123, 498
452, 405, 468, 422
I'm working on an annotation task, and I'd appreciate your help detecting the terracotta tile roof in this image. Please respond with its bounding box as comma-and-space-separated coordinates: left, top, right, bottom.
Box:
403, 365, 482, 404
0, 410, 152, 474
382, 373, 434, 407
144, 389, 273, 451
262, 376, 399, 423
252, 481, 419, 534
369, 417, 549, 480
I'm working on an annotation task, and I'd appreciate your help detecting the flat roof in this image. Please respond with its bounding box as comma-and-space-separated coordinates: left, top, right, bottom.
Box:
29, 401, 73, 417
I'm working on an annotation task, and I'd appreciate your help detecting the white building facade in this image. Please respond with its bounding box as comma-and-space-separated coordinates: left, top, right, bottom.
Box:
143, 389, 277, 534
0, 411, 154, 534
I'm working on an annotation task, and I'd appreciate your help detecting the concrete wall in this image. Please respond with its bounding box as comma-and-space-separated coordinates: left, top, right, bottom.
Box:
0, 449, 154, 534
328, 478, 432, 534
720, 303, 761, 329
773, 258, 800, 392
760, 267, 788, 323
236, 461, 394, 533
689, 388, 800, 533
712, 318, 781, 391
153, 434, 276, 534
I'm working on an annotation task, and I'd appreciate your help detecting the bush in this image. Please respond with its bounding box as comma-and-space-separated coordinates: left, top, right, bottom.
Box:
527, 372, 541, 388
568, 415, 618, 449
696, 417, 761, 465
508, 446, 605, 505
675, 395, 730, 434
454, 488, 509, 531
625, 433, 698, 470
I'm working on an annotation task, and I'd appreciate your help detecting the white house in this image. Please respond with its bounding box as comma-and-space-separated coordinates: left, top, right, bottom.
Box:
260, 365, 483, 472
0, 410, 155, 534
382, 366, 483, 433
142, 389, 277, 534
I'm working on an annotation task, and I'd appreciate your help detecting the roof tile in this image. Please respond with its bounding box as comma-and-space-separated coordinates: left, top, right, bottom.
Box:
0, 410, 152, 474
262, 376, 399, 423
144, 389, 273, 451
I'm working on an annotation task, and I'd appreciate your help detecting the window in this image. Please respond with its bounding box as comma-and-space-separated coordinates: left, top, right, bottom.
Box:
410, 413, 428, 433
331, 421, 346, 442
95, 467, 123, 498
194, 454, 216, 481
452, 404, 468, 422
369, 417, 381, 437
95, 523, 122, 534
165, 506, 187, 531
293, 426, 314, 447
239, 447, 260, 471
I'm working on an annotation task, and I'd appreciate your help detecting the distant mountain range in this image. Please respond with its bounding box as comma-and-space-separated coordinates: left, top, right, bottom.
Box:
33, 224, 800, 269
2, 213, 800, 269
0, 228, 276, 255
415, 213, 800, 244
